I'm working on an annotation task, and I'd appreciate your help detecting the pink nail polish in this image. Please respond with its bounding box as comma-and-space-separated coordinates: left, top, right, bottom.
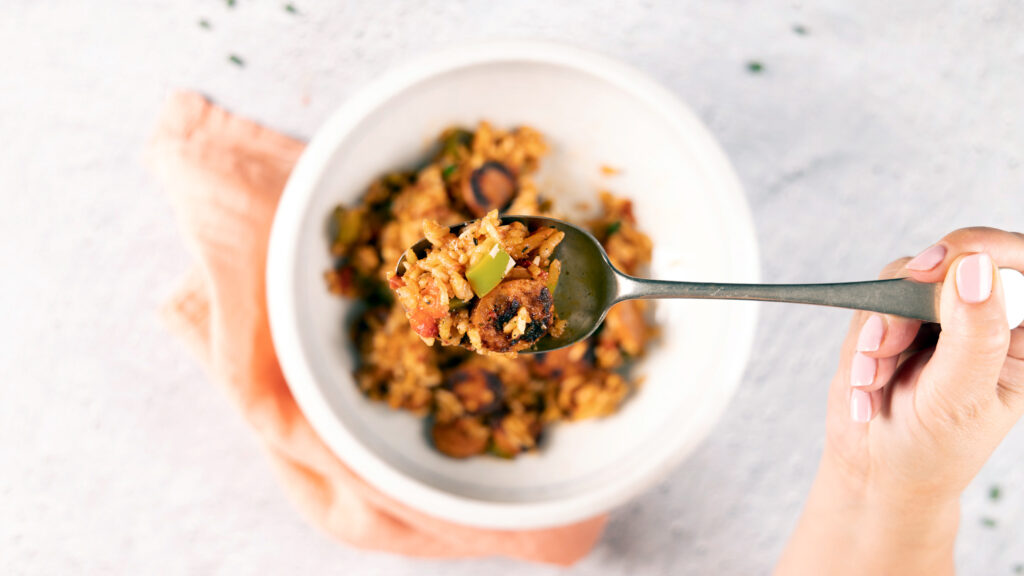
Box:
956, 253, 993, 304
851, 389, 872, 423
857, 314, 885, 352
850, 352, 877, 387
907, 244, 947, 271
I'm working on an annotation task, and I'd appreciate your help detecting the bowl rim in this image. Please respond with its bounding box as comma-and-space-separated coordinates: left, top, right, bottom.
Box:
266, 40, 761, 529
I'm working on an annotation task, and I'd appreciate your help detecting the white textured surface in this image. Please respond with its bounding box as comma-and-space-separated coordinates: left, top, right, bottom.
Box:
2, 1, 1023, 574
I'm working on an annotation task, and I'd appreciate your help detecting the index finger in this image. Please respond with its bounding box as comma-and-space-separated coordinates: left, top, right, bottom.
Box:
904, 227, 1024, 282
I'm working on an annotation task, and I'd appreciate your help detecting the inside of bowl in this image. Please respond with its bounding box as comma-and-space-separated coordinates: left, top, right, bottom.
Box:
291, 59, 758, 503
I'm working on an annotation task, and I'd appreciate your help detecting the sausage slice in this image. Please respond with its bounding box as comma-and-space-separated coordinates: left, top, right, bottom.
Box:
470, 278, 553, 353
462, 161, 516, 217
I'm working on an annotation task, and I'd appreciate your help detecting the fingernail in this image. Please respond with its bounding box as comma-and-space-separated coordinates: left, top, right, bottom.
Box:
851, 389, 872, 423
956, 253, 993, 304
907, 244, 947, 271
850, 352, 877, 387
857, 314, 885, 352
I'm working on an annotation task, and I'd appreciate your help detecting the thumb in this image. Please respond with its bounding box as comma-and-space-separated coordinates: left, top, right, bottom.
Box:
920, 252, 1011, 419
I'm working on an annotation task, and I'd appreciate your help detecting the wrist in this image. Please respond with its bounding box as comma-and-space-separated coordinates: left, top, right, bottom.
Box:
811, 449, 960, 572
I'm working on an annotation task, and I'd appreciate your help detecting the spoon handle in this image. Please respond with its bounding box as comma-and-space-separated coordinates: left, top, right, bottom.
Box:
617, 269, 1024, 326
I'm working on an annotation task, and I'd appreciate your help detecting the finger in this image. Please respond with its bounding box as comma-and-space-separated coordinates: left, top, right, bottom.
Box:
856, 313, 923, 359
849, 388, 884, 423
830, 311, 873, 417
837, 258, 919, 398
851, 347, 936, 422
848, 352, 898, 392
905, 227, 1024, 283
835, 255, 930, 423
919, 252, 1011, 419
855, 258, 924, 358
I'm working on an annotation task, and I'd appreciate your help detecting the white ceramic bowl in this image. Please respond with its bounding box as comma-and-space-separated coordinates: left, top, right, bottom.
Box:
267, 41, 760, 530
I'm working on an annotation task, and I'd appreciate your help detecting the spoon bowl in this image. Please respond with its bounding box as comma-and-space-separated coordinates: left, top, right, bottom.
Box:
399, 216, 1024, 353
398, 215, 620, 352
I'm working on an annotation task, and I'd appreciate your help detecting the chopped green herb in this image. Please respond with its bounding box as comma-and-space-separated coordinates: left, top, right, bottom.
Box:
606, 221, 622, 235
990, 484, 1002, 501
226, 0, 236, 7
793, 24, 808, 35
199, 19, 211, 29
1014, 564, 1023, 574
229, 54, 245, 67
747, 61, 764, 74
285, 3, 298, 14
981, 516, 997, 528
442, 164, 458, 178
442, 128, 474, 156
382, 171, 412, 192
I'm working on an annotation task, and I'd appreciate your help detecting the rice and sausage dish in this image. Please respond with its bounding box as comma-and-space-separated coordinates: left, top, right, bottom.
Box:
324, 122, 656, 458
388, 211, 567, 355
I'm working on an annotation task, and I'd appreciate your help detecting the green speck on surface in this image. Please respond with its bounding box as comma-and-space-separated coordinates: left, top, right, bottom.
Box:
981, 516, 997, 528
747, 61, 764, 74
226, 0, 235, 7
198, 19, 211, 29
1014, 563, 1023, 574
606, 221, 622, 235
990, 484, 1002, 501
793, 24, 808, 35
285, 3, 298, 13
229, 54, 245, 67
442, 164, 457, 178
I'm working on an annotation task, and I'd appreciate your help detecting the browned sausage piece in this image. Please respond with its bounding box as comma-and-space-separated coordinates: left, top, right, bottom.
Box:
490, 414, 541, 458
431, 417, 490, 458
445, 367, 503, 415
470, 278, 553, 353
461, 161, 516, 217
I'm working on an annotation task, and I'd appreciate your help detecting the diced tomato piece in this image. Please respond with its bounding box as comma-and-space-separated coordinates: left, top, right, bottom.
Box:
410, 310, 439, 338
418, 279, 447, 318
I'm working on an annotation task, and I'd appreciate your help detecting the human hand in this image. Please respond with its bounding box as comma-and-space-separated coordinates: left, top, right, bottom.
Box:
828, 227, 1023, 501
777, 227, 1024, 575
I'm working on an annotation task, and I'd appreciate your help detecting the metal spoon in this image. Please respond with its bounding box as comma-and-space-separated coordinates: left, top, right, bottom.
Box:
398, 216, 1024, 353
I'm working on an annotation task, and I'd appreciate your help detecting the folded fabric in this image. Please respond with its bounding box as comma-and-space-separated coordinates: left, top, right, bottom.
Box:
145, 91, 606, 565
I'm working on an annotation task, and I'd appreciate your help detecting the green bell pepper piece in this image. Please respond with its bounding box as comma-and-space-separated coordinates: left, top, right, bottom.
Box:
331, 207, 362, 247
466, 241, 511, 298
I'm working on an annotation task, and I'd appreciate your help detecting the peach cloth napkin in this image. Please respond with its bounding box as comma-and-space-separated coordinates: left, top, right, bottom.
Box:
145, 92, 606, 564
